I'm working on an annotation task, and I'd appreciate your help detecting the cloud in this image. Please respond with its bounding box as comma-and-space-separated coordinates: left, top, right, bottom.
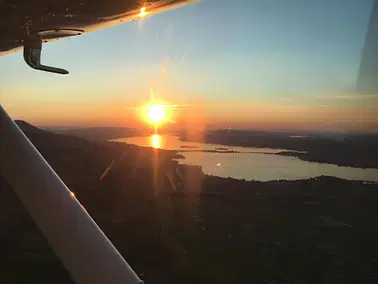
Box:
330, 94, 378, 100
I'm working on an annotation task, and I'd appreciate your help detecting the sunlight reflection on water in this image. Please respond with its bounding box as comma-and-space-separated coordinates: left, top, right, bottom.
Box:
114, 135, 378, 182
151, 134, 161, 149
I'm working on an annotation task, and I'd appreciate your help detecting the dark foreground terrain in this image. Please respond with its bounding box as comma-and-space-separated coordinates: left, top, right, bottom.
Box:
1, 122, 378, 284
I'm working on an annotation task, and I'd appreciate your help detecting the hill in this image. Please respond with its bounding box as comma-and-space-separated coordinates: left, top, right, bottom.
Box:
49, 126, 140, 142
1, 122, 377, 284
180, 129, 378, 168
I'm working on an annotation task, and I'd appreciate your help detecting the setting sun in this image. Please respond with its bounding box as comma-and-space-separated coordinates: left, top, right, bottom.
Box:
135, 89, 176, 128
147, 104, 166, 124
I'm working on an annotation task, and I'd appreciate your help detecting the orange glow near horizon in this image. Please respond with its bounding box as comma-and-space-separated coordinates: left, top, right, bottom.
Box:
3, 95, 378, 133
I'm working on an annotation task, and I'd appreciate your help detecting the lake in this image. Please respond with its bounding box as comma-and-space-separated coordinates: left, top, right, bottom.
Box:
113, 135, 378, 182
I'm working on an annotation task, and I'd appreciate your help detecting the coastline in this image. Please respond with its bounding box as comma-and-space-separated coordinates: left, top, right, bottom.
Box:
3, 121, 378, 284
178, 134, 378, 169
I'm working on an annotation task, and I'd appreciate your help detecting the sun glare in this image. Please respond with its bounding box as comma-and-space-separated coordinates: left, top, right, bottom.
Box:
146, 104, 166, 125
136, 89, 175, 128
138, 7, 150, 18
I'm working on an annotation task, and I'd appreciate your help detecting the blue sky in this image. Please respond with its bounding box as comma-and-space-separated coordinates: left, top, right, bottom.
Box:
0, 0, 376, 130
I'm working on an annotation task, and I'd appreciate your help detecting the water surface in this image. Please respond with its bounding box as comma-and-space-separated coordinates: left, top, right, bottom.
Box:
113, 135, 378, 182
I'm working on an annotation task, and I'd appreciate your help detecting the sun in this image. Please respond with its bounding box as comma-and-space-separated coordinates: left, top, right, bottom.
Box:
137, 7, 150, 18
146, 104, 166, 125
136, 89, 174, 128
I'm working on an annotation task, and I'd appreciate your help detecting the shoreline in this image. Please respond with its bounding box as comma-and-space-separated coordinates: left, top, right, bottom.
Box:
112, 134, 378, 170
178, 136, 378, 169
117, 141, 378, 171
5, 121, 378, 284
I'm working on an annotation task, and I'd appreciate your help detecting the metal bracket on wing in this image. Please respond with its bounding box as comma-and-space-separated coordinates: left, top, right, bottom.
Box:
22, 24, 84, 75
23, 39, 69, 75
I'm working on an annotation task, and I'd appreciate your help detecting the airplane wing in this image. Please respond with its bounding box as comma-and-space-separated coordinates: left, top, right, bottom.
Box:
0, 0, 195, 73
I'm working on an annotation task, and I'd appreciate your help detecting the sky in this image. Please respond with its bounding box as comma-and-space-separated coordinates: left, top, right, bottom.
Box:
0, 0, 377, 132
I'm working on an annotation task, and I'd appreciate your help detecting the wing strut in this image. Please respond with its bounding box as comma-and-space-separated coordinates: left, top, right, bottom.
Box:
0, 105, 143, 284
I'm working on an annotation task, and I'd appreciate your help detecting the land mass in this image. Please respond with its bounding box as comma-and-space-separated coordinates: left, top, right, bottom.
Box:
180, 129, 378, 168
50, 126, 378, 168
48, 126, 141, 142
1, 121, 377, 284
